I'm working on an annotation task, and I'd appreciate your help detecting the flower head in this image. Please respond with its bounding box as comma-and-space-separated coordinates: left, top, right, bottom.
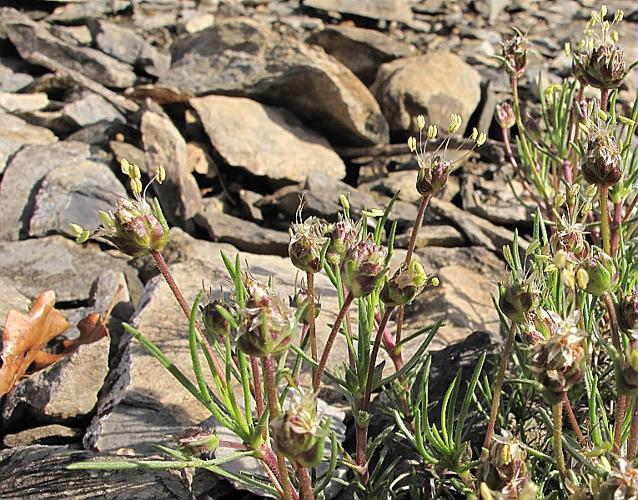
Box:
495, 101, 516, 130
481, 431, 530, 497
500, 28, 528, 77
576, 251, 615, 297
325, 215, 359, 266
200, 294, 237, 340
342, 236, 387, 298
381, 260, 432, 307
582, 132, 622, 187
598, 459, 638, 499
271, 389, 329, 467
619, 289, 638, 332
416, 155, 450, 197
289, 216, 328, 273
236, 275, 297, 358
498, 279, 540, 323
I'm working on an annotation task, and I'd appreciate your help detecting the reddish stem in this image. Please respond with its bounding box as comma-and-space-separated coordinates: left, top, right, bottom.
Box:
313, 293, 354, 391
562, 393, 587, 447
610, 201, 623, 256
297, 465, 314, 500
251, 356, 265, 437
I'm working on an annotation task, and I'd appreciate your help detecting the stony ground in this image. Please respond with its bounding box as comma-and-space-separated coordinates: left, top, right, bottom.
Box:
0, 0, 636, 498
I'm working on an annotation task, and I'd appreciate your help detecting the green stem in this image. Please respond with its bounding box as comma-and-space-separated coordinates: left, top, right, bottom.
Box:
553, 401, 566, 482
483, 322, 517, 449
263, 356, 294, 500
306, 271, 317, 380
599, 186, 611, 255
313, 293, 354, 391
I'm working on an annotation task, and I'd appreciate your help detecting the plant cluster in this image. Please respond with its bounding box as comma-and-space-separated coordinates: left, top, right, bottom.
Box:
68, 5, 638, 499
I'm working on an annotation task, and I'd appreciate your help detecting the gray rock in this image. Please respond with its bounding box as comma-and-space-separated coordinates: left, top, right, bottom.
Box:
141, 111, 202, 228
260, 170, 418, 232
461, 173, 533, 225
372, 52, 482, 135
0, 445, 193, 499
191, 95, 345, 185
394, 224, 467, 248
0, 57, 33, 92
1, 8, 136, 89
366, 169, 459, 204
194, 201, 289, 256
162, 18, 389, 146
429, 197, 527, 252
0, 235, 142, 305
28, 160, 127, 238
109, 141, 147, 174
0, 91, 49, 113
0, 112, 57, 175
303, 0, 414, 23
186, 142, 214, 176
2, 424, 81, 447
88, 20, 170, 77
63, 91, 125, 128
307, 25, 415, 84
0, 141, 94, 240
0, 277, 30, 327
48, 1, 130, 24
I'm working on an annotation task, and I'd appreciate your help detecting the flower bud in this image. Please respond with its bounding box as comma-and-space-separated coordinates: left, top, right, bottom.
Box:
576, 252, 615, 297
104, 197, 169, 257
289, 287, 321, 325
530, 312, 586, 404
618, 291, 638, 332
380, 260, 429, 307
342, 237, 387, 298
271, 389, 328, 467
574, 43, 627, 90
582, 133, 622, 187
237, 277, 296, 358
416, 156, 450, 197
289, 217, 327, 273
501, 29, 528, 76
498, 281, 539, 323
200, 297, 237, 340
481, 431, 530, 496
325, 216, 359, 266
495, 101, 516, 129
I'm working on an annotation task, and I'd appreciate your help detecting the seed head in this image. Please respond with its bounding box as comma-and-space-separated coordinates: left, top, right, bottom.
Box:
325, 215, 360, 266
498, 280, 540, 323
618, 289, 638, 332
381, 260, 431, 307
598, 460, 638, 499
289, 286, 321, 325
200, 296, 237, 340
342, 237, 387, 298
501, 29, 528, 77
575, 251, 615, 297
582, 133, 622, 187
270, 389, 329, 467
289, 216, 328, 273
615, 343, 638, 396
574, 43, 627, 90
416, 156, 450, 197
481, 431, 530, 497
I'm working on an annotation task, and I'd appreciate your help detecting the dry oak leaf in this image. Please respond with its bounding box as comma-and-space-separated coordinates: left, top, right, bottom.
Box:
0, 290, 70, 398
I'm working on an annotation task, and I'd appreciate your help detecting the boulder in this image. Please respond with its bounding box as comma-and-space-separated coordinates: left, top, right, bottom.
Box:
28, 160, 127, 238
191, 95, 345, 185
307, 25, 415, 84
162, 18, 388, 146
0, 112, 57, 175
62, 91, 125, 129
0, 91, 49, 113
303, 0, 414, 23
373, 52, 482, 135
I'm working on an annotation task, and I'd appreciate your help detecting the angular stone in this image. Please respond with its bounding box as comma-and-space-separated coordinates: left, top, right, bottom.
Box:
373, 52, 482, 135
186, 142, 214, 176
0, 236, 142, 305
194, 201, 289, 256
1, 8, 136, 89
0, 91, 49, 113
163, 18, 388, 146
28, 160, 127, 238
394, 224, 467, 248
0, 446, 193, 499
109, 141, 147, 174
191, 95, 345, 184
141, 111, 202, 228
303, 0, 414, 22
2, 424, 81, 447
88, 20, 170, 77
48, 1, 130, 24
0, 277, 30, 327
0, 141, 93, 240
63, 91, 125, 128
307, 25, 415, 84
0, 112, 57, 175
0, 57, 33, 92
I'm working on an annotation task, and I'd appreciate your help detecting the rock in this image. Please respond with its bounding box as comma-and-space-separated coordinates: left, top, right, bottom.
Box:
162, 18, 388, 146
65, 120, 124, 145
194, 201, 289, 256
461, 173, 533, 226
28, 160, 127, 238
402, 264, 500, 348
186, 142, 214, 176
394, 224, 467, 248
0, 57, 34, 92
1, 8, 136, 89
0, 141, 95, 240
2, 424, 81, 447
0, 236, 142, 305
184, 13, 215, 33
1, 335, 110, 427
367, 169, 459, 204
125, 84, 193, 105
48, 1, 130, 24
307, 25, 415, 84
0, 445, 194, 499
52, 25, 93, 46
429, 197, 527, 252
191, 95, 345, 185
303, 0, 414, 23
0, 112, 57, 175
63, 91, 125, 129
88, 20, 170, 78
109, 141, 147, 174
0, 91, 49, 113
372, 52, 482, 135
0, 277, 30, 327
259, 170, 418, 232
141, 111, 202, 228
